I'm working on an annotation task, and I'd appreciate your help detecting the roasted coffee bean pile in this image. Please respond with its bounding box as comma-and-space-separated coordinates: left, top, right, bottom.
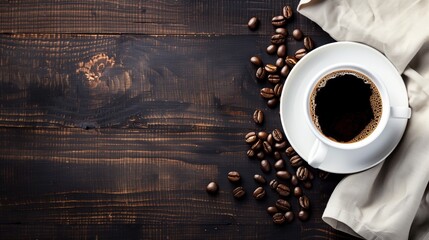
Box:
206, 5, 331, 225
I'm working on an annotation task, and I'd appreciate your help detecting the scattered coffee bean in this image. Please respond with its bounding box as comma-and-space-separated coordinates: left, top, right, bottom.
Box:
253, 109, 264, 125
298, 209, 309, 221
257, 131, 268, 140
266, 44, 277, 55
227, 171, 241, 183
303, 181, 312, 189
247, 17, 259, 30
284, 211, 294, 222
273, 83, 283, 97
256, 67, 266, 81
264, 64, 277, 73
296, 166, 309, 181
267, 206, 279, 215
276, 170, 291, 180
319, 170, 330, 180
271, 16, 286, 27
276, 183, 290, 197
295, 48, 307, 59
285, 146, 296, 156
303, 36, 314, 50
267, 98, 279, 108
277, 45, 287, 58
269, 179, 279, 190
251, 139, 263, 151
271, 34, 285, 45
294, 186, 303, 197
245, 131, 257, 144
254, 174, 267, 184
292, 28, 303, 40
206, 181, 219, 194
283, 5, 293, 19
256, 151, 265, 160
268, 74, 281, 84
260, 87, 275, 99
273, 151, 282, 160
274, 159, 285, 170
273, 212, 286, 224
246, 149, 255, 158
308, 171, 314, 180
280, 65, 290, 77
299, 195, 310, 209
250, 56, 263, 67
263, 141, 273, 154
285, 56, 298, 67
275, 58, 285, 68
272, 129, 284, 142
291, 175, 299, 186
274, 140, 287, 149
275, 199, 291, 211
253, 186, 266, 200
267, 134, 274, 145
290, 155, 303, 167
275, 27, 288, 36
260, 159, 271, 173
232, 186, 246, 199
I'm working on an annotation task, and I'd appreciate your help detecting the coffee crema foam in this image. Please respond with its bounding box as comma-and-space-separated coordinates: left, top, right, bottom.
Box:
309, 70, 383, 143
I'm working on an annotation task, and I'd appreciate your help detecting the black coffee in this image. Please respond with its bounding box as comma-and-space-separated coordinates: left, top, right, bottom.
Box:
310, 70, 382, 143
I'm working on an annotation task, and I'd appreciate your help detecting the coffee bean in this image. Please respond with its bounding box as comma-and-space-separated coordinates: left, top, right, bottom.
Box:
292, 29, 303, 40
246, 149, 255, 158
294, 186, 303, 197
247, 17, 259, 30
283, 5, 293, 19
274, 141, 287, 150
273, 212, 286, 224
254, 174, 266, 184
277, 45, 287, 58
256, 151, 265, 160
275, 199, 291, 211
276, 170, 291, 180
271, 15, 286, 27
299, 195, 310, 209
253, 109, 264, 125
227, 171, 241, 183
263, 141, 272, 154
303, 36, 314, 50
290, 155, 303, 167
303, 181, 312, 189
256, 67, 266, 81
267, 206, 279, 215
285, 56, 298, 67
319, 170, 330, 180
253, 186, 266, 200
308, 171, 314, 180
260, 88, 275, 99
245, 131, 257, 144
273, 151, 282, 160
280, 65, 290, 77
271, 34, 285, 45
276, 183, 290, 197
206, 181, 219, 194
273, 83, 283, 97
275, 28, 288, 36
272, 129, 284, 142
295, 48, 307, 59
285, 146, 296, 156
284, 211, 294, 222
267, 134, 274, 145
269, 179, 279, 190
291, 175, 299, 186
264, 64, 277, 74
251, 139, 263, 151
266, 44, 277, 55
260, 159, 271, 173
275, 58, 285, 68
257, 131, 268, 140
298, 210, 309, 221
268, 74, 281, 84
232, 186, 246, 199
267, 98, 279, 108
274, 159, 285, 170
296, 166, 309, 181
250, 56, 263, 67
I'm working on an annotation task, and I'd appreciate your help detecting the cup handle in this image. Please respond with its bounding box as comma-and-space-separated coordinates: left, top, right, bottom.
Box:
307, 139, 328, 168
391, 106, 411, 119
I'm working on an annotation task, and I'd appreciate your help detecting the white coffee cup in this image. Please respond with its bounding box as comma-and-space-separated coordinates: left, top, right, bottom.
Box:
304, 64, 411, 168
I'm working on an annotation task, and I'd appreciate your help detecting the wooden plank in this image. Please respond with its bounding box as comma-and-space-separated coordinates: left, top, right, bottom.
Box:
0, 0, 327, 36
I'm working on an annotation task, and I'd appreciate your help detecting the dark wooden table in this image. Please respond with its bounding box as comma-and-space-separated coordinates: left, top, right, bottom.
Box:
0, 1, 361, 239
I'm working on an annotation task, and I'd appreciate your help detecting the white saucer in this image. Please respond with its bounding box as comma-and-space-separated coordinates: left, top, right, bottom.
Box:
279, 42, 410, 174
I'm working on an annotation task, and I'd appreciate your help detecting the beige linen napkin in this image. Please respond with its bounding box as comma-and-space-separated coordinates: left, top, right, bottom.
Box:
297, 0, 429, 239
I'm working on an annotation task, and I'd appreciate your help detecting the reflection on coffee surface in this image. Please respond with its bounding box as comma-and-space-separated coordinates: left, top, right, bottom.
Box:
310, 70, 382, 143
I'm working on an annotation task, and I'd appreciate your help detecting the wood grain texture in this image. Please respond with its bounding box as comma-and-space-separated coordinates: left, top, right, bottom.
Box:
0, 0, 362, 239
